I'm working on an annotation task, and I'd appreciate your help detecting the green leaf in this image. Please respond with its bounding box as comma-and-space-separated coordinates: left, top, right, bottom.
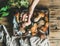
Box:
0, 6, 10, 12
2, 12, 9, 16
8, 0, 29, 8
20, 0, 29, 7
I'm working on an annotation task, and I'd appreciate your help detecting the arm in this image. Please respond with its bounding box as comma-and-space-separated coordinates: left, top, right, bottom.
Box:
28, 0, 40, 22
22, 0, 40, 27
